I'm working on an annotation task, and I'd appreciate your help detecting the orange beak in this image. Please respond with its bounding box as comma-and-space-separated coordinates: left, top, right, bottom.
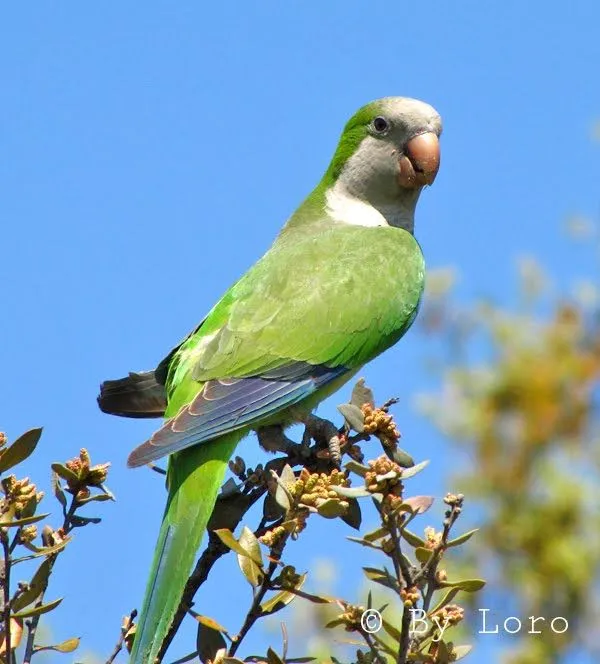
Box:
398, 132, 440, 189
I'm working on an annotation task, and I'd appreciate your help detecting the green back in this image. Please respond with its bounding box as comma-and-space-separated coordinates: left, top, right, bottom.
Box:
166, 221, 425, 412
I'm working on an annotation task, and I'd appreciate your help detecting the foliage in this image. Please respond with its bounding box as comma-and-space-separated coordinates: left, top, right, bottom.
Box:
417, 226, 600, 663
0, 430, 113, 663
126, 381, 484, 664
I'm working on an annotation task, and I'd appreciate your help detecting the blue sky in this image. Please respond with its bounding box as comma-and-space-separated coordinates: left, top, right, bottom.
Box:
2, 2, 599, 662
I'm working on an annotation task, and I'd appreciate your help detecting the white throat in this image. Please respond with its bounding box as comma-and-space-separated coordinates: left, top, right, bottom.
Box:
325, 183, 415, 233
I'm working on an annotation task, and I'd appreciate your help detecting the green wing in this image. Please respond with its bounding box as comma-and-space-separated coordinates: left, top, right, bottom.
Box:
128, 222, 424, 466
173, 222, 424, 384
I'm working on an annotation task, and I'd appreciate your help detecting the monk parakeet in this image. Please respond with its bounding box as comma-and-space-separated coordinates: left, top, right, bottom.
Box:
98, 96, 441, 663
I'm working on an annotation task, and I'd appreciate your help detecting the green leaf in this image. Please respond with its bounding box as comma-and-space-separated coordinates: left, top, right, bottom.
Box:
23, 537, 69, 559
279, 464, 295, 483
382, 619, 402, 643
51, 472, 67, 509
375, 470, 399, 483
337, 403, 365, 432
51, 463, 80, 485
325, 618, 345, 629
363, 567, 400, 592
76, 493, 113, 505
70, 515, 102, 527
191, 613, 228, 634
315, 498, 347, 519
0, 513, 49, 528
347, 536, 382, 551
261, 589, 296, 616
401, 496, 434, 515
390, 448, 415, 468
363, 527, 388, 542
341, 498, 361, 529
238, 526, 264, 566
274, 465, 295, 512
400, 529, 426, 548
452, 645, 473, 660
267, 648, 285, 664
415, 547, 433, 564
214, 529, 250, 558
33, 637, 80, 653
350, 378, 375, 408
11, 559, 52, 612
238, 553, 264, 587
330, 485, 371, 498
196, 619, 226, 664
447, 528, 479, 548
19, 490, 39, 520
406, 653, 433, 662
344, 460, 370, 477
13, 597, 63, 619
0, 428, 43, 473
435, 640, 451, 664
400, 460, 429, 479
428, 587, 460, 615
263, 493, 284, 522
260, 574, 306, 616
438, 578, 486, 592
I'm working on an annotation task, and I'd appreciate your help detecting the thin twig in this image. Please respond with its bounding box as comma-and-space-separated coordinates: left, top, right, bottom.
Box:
1, 530, 12, 664
386, 513, 413, 664
361, 630, 387, 664
22, 496, 78, 664
228, 560, 279, 658
106, 609, 137, 664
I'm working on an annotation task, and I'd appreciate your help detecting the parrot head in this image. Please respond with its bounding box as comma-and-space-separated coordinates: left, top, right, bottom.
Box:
318, 96, 442, 230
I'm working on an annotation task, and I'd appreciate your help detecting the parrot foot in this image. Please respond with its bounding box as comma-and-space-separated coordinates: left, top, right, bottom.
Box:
303, 414, 342, 467
256, 425, 299, 455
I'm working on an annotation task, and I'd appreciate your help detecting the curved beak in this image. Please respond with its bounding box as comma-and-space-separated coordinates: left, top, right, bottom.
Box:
398, 132, 440, 189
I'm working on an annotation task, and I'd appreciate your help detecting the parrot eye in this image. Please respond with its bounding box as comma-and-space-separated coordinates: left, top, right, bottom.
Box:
372, 116, 390, 134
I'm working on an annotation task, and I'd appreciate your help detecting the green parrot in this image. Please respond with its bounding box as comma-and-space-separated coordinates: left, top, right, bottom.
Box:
98, 96, 441, 663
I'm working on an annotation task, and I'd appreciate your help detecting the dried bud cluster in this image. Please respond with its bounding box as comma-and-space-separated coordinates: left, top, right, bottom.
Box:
260, 468, 352, 548
361, 403, 400, 446
18, 524, 38, 544
356, 651, 376, 664
228, 455, 246, 477
259, 522, 298, 548
424, 526, 443, 550
443, 492, 464, 529
337, 602, 367, 632
364, 455, 403, 497
246, 464, 265, 486
62, 448, 110, 500
295, 467, 350, 509
432, 603, 464, 626
276, 564, 302, 589
1, 475, 43, 520
400, 585, 420, 607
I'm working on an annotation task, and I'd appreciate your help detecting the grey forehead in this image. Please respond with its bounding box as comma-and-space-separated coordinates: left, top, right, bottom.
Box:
378, 97, 442, 134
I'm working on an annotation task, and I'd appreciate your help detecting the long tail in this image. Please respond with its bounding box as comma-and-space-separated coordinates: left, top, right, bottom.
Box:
130, 432, 242, 664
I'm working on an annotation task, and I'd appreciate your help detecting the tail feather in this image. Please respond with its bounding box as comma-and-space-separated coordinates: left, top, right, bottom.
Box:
98, 371, 166, 418
130, 432, 242, 664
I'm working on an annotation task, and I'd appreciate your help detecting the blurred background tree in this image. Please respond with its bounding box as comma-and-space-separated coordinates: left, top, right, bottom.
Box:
417, 220, 600, 663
